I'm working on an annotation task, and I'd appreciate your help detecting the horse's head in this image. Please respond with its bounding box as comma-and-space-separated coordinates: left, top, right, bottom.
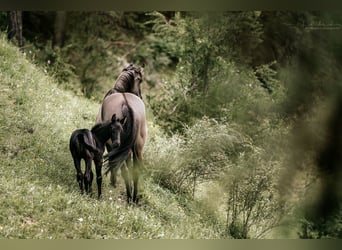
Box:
110, 113, 126, 148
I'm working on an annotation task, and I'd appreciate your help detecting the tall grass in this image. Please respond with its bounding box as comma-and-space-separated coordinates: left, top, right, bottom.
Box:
0, 35, 225, 239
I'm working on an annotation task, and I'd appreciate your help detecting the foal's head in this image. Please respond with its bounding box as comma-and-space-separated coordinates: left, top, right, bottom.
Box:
110, 113, 125, 148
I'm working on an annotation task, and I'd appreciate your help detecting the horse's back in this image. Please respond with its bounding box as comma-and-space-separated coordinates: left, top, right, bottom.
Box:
102, 93, 146, 122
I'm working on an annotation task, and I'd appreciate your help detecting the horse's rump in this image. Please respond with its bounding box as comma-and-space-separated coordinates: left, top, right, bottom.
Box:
100, 93, 147, 171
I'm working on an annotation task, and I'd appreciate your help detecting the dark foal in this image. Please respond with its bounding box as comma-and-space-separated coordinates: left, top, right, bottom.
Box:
69, 114, 124, 198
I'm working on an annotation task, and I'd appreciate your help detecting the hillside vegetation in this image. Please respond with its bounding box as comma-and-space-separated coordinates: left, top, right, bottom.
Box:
0, 37, 226, 238
1, 11, 342, 239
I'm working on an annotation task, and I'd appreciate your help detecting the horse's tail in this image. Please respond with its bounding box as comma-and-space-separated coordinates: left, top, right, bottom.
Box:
104, 94, 136, 175
78, 133, 100, 154
103, 147, 132, 175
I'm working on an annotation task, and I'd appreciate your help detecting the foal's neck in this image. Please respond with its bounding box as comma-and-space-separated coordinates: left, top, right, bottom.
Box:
92, 126, 111, 149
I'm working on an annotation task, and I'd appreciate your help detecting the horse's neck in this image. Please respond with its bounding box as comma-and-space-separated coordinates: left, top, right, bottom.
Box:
114, 82, 127, 92
114, 73, 133, 91
113, 72, 143, 99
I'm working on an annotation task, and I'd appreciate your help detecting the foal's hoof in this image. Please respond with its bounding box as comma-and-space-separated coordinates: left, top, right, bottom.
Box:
110, 179, 117, 188
133, 196, 141, 205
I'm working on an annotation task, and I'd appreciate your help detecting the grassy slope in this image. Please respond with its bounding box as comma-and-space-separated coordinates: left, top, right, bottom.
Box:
0, 36, 222, 239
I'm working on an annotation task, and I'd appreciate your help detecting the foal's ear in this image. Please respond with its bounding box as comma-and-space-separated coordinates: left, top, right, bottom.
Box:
120, 116, 127, 126
111, 114, 117, 122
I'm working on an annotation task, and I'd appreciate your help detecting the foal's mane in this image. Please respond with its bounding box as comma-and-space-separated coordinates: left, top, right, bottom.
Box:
91, 120, 111, 133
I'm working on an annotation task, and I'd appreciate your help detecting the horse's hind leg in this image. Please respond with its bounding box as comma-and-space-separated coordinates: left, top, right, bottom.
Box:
120, 162, 132, 203
111, 152, 131, 187
132, 166, 139, 203
105, 143, 118, 188
84, 158, 94, 195
132, 150, 142, 204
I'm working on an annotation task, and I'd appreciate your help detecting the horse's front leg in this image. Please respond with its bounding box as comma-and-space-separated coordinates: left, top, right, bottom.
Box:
94, 154, 103, 199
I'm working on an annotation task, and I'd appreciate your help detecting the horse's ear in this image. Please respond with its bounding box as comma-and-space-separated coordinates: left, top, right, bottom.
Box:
138, 64, 144, 75
111, 114, 116, 122
123, 63, 135, 71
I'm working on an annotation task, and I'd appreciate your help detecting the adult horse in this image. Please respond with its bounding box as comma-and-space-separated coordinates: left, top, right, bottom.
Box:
69, 114, 124, 199
96, 93, 147, 204
103, 63, 144, 100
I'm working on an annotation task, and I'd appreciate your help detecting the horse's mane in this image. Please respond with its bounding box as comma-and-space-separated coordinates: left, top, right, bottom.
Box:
103, 64, 143, 99
104, 94, 136, 174
114, 71, 135, 91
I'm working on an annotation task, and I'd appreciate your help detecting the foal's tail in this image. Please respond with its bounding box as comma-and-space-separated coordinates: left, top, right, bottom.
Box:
78, 133, 100, 154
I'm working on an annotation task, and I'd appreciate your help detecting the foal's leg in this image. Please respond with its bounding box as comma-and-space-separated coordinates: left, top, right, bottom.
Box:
105, 143, 118, 187
84, 157, 94, 194
94, 154, 103, 199
73, 157, 84, 194
110, 167, 118, 188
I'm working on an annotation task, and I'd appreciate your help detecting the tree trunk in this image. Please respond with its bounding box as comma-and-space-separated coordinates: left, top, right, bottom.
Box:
53, 11, 67, 48
7, 11, 23, 49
